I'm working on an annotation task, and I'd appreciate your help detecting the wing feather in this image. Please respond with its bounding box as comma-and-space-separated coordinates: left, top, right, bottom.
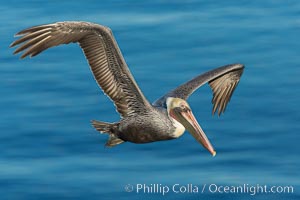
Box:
10, 21, 151, 117
153, 63, 244, 116
209, 67, 243, 115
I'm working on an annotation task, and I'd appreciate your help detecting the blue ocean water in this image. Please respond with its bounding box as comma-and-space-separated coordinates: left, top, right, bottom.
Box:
1, 0, 299, 199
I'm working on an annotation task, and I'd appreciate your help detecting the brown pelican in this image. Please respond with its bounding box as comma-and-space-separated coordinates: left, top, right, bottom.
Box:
10, 21, 244, 156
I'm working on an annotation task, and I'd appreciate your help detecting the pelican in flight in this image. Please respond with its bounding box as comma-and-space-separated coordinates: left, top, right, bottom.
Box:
10, 21, 244, 156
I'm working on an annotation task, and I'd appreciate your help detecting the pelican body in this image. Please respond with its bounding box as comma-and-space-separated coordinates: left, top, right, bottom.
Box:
10, 21, 244, 156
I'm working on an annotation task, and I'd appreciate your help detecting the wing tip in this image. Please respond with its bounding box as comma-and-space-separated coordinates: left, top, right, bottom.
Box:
228, 63, 245, 71
210, 63, 244, 116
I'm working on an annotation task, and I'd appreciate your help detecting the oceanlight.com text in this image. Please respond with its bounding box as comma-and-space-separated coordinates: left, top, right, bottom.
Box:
124, 183, 294, 196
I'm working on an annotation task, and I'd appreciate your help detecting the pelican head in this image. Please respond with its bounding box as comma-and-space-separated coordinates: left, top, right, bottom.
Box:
166, 97, 216, 156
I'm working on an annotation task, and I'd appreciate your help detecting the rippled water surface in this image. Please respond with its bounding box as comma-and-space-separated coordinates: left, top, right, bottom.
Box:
1, 1, 299, 199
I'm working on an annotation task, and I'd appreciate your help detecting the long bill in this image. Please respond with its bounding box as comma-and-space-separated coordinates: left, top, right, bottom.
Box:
172, 108, 216, 156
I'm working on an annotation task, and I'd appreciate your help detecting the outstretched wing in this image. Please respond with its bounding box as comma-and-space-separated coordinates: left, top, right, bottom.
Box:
153, 63, 244, 116
10, 21, 151, 117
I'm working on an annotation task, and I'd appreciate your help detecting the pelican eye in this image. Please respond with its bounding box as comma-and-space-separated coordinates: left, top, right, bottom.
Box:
183, 107, 191, 112
179, 103, 190, 112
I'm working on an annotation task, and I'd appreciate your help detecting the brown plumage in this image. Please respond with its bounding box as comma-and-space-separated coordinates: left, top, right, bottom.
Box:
10, 21, 151, 117
153, 64, 244, 116
10, 21, 244, 155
